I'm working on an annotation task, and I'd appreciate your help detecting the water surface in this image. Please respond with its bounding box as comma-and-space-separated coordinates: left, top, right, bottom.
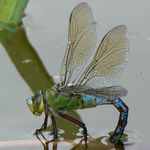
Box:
0, 0, 150, 149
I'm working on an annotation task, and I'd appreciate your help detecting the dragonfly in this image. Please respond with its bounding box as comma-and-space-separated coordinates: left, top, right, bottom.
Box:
27, 2, 129, 144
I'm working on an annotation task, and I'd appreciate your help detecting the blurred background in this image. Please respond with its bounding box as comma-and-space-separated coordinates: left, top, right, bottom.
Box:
0, 0, 150, 149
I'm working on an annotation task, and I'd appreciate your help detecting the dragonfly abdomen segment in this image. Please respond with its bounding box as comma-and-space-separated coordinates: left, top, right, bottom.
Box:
110, 98, 128, 143
81, 95, 96, 108
95, 97, 112, 105
81, 95, 111, 108
82, 95, 128, 143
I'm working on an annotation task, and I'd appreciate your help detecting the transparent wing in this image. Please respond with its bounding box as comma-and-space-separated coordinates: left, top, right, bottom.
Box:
81, 85, 128, 99
61, 85, 127, 99
77, 25, 129, 88
60, 2, 96, 86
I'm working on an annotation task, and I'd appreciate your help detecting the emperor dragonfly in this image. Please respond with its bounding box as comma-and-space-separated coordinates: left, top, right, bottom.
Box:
27, 2, 129, 144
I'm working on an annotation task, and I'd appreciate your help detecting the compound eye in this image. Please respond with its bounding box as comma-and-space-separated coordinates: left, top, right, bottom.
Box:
26, 97, 34, 106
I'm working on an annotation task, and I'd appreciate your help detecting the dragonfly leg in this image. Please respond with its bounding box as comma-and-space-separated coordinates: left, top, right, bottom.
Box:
35, 92, 58, 139
110, 98, 129, 144
57, 110, 88, 144
42, 111, 48, 129
36, 106, 58, 143
42, 105, 58, 139
35, 107, 49, 134
48, 106, 58, 139
42, 91, 58, 139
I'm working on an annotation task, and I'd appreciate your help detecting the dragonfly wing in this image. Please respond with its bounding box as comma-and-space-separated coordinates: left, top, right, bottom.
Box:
62, 85, 127, 99
60, 2, 96, 85
82, 85, 128, 99
77, 25, 129, 88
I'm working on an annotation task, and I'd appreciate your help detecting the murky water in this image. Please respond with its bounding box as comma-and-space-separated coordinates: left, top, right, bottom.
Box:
0, 0, 150, 149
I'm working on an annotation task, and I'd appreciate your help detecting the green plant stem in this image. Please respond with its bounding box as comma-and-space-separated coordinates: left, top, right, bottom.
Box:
1, 26, 55, 93
0, 0, 28, 31
0, 0, 55, 92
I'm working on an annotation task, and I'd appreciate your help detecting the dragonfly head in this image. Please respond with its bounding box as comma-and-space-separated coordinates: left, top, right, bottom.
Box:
26, 90, 44, 116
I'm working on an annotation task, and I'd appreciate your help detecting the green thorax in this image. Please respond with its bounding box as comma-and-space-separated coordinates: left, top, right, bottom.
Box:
45, 86, 83, 111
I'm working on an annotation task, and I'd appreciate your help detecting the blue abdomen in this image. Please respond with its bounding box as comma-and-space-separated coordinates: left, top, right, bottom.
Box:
81, 95, 109, 108
81, 95, 114, 108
